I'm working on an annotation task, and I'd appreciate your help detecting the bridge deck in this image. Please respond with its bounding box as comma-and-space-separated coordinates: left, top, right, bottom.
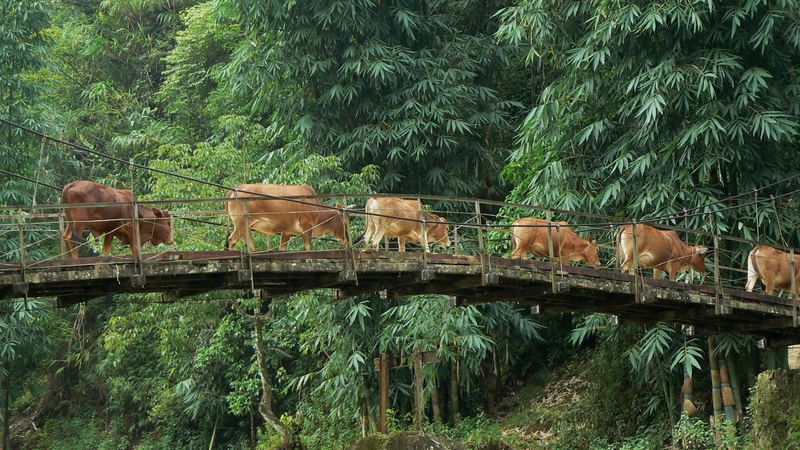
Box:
1, 250, 798, 346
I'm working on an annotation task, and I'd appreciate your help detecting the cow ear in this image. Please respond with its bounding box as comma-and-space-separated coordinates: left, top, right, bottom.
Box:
438, 216, 446, 222
697, 246, 709, 254
153, 209, 163, 218
334, 203, 344, 209
587, 234, 593, 242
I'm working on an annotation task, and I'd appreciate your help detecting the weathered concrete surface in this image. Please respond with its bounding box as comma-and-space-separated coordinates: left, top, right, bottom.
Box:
750, 369, 800, 449
789, 345, 800, 369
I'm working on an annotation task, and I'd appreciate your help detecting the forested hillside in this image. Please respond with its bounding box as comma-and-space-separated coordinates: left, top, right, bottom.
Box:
2, 1, 800, 448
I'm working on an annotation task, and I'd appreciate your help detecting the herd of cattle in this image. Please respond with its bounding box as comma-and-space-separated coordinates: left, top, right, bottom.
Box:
57, 180, 796, 296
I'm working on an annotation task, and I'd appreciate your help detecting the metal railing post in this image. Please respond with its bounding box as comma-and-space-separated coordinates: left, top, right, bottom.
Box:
791, 249, 798, 327
546, 210, 557, 293
632, 219, 641, 303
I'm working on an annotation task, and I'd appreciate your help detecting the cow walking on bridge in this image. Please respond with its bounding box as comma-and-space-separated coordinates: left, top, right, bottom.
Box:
362, 197, 450, 252
510, 217, 600, 267
617, 224, 707, 281
62, 180, 174, 258
225, 183, 348, 252
745, 245, 800, 295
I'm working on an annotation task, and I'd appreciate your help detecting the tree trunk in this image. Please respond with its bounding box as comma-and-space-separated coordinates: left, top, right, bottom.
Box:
709, 337, 723, 443
484, 369, 497, 414
449, 363, 459, 425
0, 371, 7, 450
726, 356, 744, 420
431, 382, 442, 424
237, 302, 295, 447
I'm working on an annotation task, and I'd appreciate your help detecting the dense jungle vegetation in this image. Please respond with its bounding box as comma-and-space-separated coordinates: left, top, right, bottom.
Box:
2, 0, 800, 448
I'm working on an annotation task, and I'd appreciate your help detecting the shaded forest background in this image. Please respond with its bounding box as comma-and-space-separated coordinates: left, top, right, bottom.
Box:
2, 0, 800, 448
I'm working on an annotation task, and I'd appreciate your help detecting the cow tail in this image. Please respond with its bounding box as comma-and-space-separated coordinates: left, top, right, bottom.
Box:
745, 247, 759, 292
616, 227, 623, 270
61, 182, 83, 245
352, 230, 366, 245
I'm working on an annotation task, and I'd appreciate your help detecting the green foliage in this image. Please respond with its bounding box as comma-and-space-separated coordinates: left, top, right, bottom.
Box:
221, 0, 521, 197
157, 2, 242, 136
497, 0, 800, 255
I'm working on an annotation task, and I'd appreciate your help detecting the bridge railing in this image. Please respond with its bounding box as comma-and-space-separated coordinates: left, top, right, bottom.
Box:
0, 194, 796, 306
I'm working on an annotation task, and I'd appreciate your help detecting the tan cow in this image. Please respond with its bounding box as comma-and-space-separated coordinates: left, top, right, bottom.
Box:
62, 180, 174, 258
745, 245, 800, 295
362, 197, 450, 252
510, 217, 600, 267
225, 183, 348, 251
617, 223, 708, 281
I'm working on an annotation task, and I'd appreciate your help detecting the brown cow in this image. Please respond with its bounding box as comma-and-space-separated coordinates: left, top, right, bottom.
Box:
225, 183, 348, 251
617, 223, 708, 281
62, 180, 174, 258
510, 217, 600, 267
745, 245, 800, 295
362, 197, 450, 252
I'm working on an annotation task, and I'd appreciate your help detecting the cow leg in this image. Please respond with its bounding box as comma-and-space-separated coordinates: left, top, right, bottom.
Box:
278, 233, 290, 251
764, 279, 776, 295
227, 225, 241, 250
362, 218, 375, 249
651, 267, 662, 280
302, 231, 313, 251
244, 224, 256, 252
63, 224, 80, 259
619, 259, 633, 275
511, 245, 527, 259
102, 235, 114, 256
369, 228, 386, 251
398, 237, 406, 253
667, 268, 678, 281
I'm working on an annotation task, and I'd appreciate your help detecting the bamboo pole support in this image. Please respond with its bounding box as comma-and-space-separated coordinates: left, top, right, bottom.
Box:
708, 336, 724, 442
546, 210, 557, 293
713, 233, 723, 314
475, 201, 487, 284
58, 213, 68, 255
17, 207, 26, 281
718, 358, 737, 424
449, 362, 459, 425
791, 249, 798, 327
242, 198, 253, 253
413, 347, 425, 433
632, 220, 641, 303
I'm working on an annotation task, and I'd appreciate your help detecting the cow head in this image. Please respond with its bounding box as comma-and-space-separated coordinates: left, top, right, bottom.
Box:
427, 215, 451, 247
690, 245, 708, 274
149, 209, 174, 246
581, 234, 601, 268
